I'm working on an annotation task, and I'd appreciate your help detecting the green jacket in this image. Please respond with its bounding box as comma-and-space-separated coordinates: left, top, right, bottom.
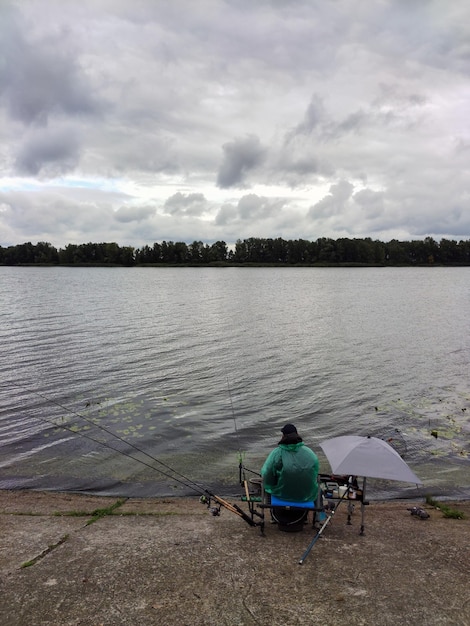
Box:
261, 441, 319, 502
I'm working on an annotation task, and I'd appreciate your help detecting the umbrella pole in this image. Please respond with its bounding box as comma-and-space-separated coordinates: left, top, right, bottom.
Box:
360, 477, 366, 535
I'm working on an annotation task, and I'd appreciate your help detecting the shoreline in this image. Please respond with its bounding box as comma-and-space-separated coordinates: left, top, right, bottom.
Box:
2, 477, 469, 503
1, 489, 468, 625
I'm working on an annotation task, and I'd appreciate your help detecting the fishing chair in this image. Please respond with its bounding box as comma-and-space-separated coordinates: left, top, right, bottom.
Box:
268, 494, 325, 532
242, 476, 326, 533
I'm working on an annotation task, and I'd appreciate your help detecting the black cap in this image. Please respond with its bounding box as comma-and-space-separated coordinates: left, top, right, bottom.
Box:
281, 424, 297, 435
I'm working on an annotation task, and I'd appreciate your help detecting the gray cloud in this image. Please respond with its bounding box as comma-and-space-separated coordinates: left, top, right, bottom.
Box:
0, 188, 113, 241
237, 194, 286, 220
0, 0, 469, 247
353, 189, 385, 220
288, 95, 326, 138
114, 205, 156, 223
215, 193, 287, 227
15, 126, 80, 176
216, 135, 266, 188
163, 192, 207, 216
0, 4, 103, 126
309, 181, 355, 219
215, 202, 238, 227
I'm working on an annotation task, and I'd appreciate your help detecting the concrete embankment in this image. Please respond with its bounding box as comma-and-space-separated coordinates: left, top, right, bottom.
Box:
0, 490, 469, 625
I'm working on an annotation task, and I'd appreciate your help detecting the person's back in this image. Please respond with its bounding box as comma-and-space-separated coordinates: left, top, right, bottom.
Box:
261, 424, 319, 502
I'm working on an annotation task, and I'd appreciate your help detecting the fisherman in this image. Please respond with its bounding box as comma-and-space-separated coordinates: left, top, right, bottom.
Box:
261, 424, 319, 503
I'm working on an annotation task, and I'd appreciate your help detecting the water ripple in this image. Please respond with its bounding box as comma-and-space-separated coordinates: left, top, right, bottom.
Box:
0, 266, 469, 499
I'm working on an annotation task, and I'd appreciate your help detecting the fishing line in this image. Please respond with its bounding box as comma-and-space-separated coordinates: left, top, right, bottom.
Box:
225, 374, 261, 485
38, 411, 201, 493
226, 374, 242, 455
2, 382, 261, 527
1, 382, 209, 497
226, 374, 246, 486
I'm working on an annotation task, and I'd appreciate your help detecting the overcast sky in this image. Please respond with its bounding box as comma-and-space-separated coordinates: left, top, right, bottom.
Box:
0, 0, 469, 249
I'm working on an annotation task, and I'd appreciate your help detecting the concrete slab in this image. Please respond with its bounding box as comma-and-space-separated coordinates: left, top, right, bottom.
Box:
0, 491, 469, 626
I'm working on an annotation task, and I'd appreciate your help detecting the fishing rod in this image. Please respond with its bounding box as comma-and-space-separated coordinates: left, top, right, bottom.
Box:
7, 383, 207, 494
226, 374, 246, 485
225, 374, 261, 487
2, 383, 260, 528
224, 375, 266, 530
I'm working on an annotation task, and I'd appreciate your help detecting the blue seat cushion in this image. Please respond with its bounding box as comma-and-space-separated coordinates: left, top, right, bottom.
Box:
270, 495, 316, 509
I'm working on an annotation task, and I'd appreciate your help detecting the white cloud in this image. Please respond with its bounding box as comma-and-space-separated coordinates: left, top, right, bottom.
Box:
0, 0, 469, 248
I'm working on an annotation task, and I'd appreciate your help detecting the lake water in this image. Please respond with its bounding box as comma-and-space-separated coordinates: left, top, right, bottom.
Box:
0, 266, 468, 501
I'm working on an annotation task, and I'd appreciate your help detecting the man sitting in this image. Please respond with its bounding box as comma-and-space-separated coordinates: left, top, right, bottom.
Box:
261, 423, 319, 503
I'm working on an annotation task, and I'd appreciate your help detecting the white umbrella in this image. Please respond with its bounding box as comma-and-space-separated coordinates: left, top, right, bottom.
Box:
319, 435, 423, 484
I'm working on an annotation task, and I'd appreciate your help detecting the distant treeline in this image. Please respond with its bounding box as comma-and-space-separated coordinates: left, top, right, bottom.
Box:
1, 237, 470, 266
